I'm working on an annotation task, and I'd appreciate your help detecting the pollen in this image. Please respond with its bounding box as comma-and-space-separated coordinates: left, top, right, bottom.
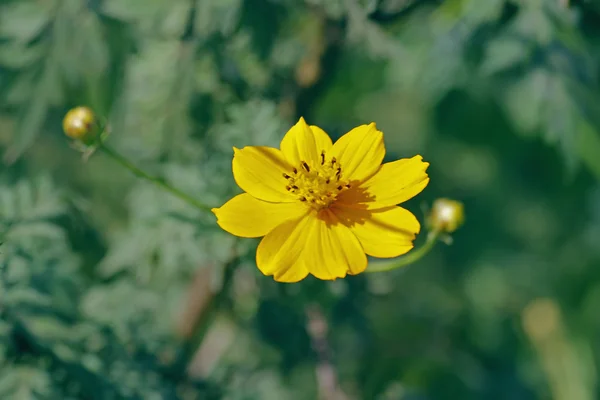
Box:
283, 151, 350, 210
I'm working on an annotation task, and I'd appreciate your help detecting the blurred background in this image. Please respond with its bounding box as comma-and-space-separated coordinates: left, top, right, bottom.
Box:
1, 0, 600, 399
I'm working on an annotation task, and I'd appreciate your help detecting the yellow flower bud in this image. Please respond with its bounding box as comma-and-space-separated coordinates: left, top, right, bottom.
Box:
428, 198, 465, 234
62, 106, 97, 140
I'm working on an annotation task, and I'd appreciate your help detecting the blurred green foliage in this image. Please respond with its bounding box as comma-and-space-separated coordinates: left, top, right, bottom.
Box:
1, 0, 600, 399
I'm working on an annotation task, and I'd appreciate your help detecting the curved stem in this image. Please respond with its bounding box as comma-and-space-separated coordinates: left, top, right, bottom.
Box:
365, 231, 440, 273
99, 145, 213, 213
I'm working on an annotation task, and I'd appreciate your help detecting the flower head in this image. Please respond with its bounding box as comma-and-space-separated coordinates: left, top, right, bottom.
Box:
212, 118, 430, 282
427, 198, 464, 234
63, 106, 97, 141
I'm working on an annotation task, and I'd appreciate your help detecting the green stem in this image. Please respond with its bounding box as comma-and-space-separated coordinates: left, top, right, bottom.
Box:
99, 145, 213, 213
365, 231, 440, 273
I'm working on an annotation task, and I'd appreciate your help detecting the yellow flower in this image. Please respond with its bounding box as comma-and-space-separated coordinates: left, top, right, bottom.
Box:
212, 118, 430, 282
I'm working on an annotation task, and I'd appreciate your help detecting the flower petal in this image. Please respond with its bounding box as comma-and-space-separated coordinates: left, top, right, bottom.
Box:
333, 205, 420, 258
309, 125, 333, 153
337, 155, 429, 209
212, 194, 307, 238
232, 146, 295, 202
301, 210, 367, 279
256, 211, 367, 282
363, 156, 429, 208
330, 123, 385, 183
280, 117, 321, 166
256, 215, 311, 282
275, 260, 310, 283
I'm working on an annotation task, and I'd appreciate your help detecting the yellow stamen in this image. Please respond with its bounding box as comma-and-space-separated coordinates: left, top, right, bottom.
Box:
283, 151, 350, 210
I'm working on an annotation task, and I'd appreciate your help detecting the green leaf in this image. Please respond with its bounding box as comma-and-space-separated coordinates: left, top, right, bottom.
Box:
98, 182, 232, 282
20, 316, 73, 344
0, 366, 53, 400
577, 121, 600, 180
4, 288, 52, 309
0, 42, 47, 69
305, 0, 345, 19
109, 39, 195, 160
195, 0, 243, 38
0, 2, 53, 43
55, 7, 110, 83
433, 0, 504, 32
101, 0, 166, 23
209, 100, 287, 151
377, 0, 418, 15
160, 1, 193, 38
502, 68, 550, 135
510, 7, 554, 45
543, 75, 579, 171
3, 73, 37, 106
81, 279, 183, 347
226, 31, 271, 90
480, 38, 531, 76
0, 176, 66, 222
0, 321, 9, 364
2, 57, 59, 164
102, 0, 192, 38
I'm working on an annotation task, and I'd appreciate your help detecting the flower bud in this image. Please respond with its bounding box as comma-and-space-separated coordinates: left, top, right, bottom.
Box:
428, 198, 464, 234
62, 106, 97, 140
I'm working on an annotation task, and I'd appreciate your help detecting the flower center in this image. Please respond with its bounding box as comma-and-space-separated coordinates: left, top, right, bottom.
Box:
283, 151, 351, 210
